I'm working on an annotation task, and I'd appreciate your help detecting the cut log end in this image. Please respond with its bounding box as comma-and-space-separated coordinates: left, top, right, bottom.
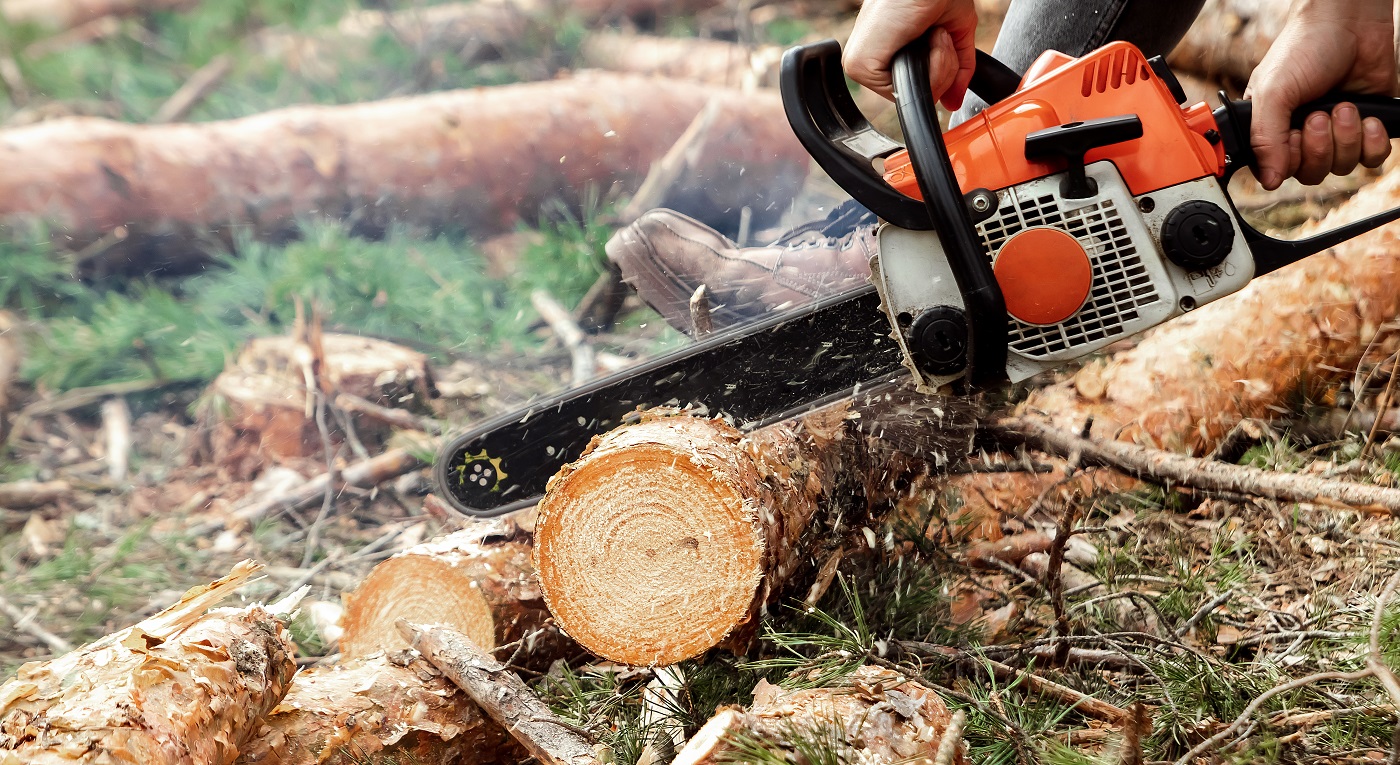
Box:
536, 416, 766, 666
340, 524, 541, 660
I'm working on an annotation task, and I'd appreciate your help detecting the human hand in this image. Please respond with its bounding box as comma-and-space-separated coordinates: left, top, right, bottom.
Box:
1246, 0, 1396, 190
843, 0, 978, 107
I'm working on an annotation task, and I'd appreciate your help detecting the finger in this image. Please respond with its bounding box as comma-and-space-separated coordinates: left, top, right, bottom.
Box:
927, 28, 960, 109
1361, 116, 1392, 168
941, 15, 978, 110
1330, 103, 1362, 176
1295, 112, 1333, 185
1287, 129, 1303, 181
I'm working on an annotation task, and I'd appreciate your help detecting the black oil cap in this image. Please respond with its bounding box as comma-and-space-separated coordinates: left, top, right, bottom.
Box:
1160, 200, 1235, 271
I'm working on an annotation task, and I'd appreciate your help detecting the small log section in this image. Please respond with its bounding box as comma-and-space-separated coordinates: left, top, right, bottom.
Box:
0, 74, 807, 274
207, 331, 435, 471
340, 519, 570, 669
400, 622, 601, 765
0, 561, 296, 765
535, 394, 976, 666
2, 0, 195, 32
235, 651, 525, 765
674, 666, 965, 764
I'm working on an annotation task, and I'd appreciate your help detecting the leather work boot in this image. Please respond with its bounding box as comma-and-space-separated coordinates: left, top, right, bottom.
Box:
605, 206, 877, 334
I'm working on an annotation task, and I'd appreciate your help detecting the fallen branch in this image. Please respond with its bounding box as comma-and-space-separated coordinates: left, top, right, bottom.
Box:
1, 0, 196, 33
532, 289, 595, 387
150, 53, 231, 123
995, 416, 1400, 515
0, 479, 70, 509
980, 657, 1127, 724
399, 620, 602, 765
0, 591, 73, 654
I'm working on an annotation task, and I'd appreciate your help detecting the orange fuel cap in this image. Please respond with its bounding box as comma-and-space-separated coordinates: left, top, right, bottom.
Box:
992, 227, 1093, 326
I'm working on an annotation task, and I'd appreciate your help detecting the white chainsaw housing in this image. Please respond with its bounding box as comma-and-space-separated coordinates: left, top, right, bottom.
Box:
872, 161, 1255, 385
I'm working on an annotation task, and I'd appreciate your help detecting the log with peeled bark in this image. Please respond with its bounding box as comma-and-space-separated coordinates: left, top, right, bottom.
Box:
0, 560, 297, 765
235, 651, 524, 765
2, 0, 194, 32
535, 394, 978, 666
2, 74, 807, 275
340, 517, 573, 670
673, 666, 965, 765
1022, 169, 1400, 455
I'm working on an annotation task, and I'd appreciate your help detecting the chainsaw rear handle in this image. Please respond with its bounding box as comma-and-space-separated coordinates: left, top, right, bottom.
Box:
1213, 94, 1400, 274
779, 36, 1011, 386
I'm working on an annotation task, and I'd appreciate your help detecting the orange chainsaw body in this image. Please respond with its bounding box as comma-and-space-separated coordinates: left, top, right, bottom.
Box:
882, 42, 1226, 198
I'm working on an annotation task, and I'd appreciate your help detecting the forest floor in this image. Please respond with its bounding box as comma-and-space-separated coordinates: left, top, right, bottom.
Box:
4, 0, 1400, 763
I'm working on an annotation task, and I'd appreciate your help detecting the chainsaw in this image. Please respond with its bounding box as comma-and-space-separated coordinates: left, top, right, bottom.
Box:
435, 35, 1400, 517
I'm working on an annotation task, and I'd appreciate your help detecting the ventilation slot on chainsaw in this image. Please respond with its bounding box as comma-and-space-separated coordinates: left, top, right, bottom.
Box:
976, 189, 1162, 360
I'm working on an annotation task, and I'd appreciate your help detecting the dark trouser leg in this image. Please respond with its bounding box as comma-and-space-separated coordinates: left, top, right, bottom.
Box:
953, 0, 1207, 125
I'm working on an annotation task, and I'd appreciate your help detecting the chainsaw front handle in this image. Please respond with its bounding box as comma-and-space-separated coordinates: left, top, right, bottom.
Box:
780, 37, 1011, 386
1213, 94, 1400, 274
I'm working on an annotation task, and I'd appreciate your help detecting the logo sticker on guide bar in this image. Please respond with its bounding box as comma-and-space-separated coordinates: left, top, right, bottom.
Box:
455, 450, 507, 493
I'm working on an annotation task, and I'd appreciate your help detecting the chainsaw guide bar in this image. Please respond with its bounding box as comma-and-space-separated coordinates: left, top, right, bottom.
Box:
436, 286, 906, 516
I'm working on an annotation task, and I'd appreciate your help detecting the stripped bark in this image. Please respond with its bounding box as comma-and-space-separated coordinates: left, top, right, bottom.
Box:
0, 74, 807, 274
2, 0, 195, 33
535, 392, 977, 666
341, 518, 572, 669
673, 666, 965, 765
0, 561, 296, 765
235, 651, 524, 765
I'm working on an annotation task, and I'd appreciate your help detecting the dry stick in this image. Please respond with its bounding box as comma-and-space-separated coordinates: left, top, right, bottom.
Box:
1119, 702, 1149, 765
335, 391, 443, 434
301, 391, 339, 569
0, 479, 71, 509
532, 289, 596, 387
1175, 588, 1237, 639
1365, 357, 1400, 459
617, 97, 722, 223
982, 657, 1128, 724
100, 396, 131, 483
0, 591, 73, 654
150, 53, 231, 123
1173, 669, 1374, 765
996, 416, 1400, 515
1369, 569, 1400, 765
195, 448, 425, 534
398, 621, 601, 765
688, 284, 713, 337
1045, 503, 1082, 667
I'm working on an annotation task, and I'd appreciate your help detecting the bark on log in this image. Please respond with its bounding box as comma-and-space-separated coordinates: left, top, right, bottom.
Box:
2, 0, 194, 32
0, 560, 297, 765
341, 518, 571, 669
207, 332, 435, 470
578, 33, 784, 88
1167, 0, 1288, 89
673, 666, 965, 764
1023, 170, 1400, 455
235, 651, 524, 765
535, 395, 976, 666
4, 75, 805, 274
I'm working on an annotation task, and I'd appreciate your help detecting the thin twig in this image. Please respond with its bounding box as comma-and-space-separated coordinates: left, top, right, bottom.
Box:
532, 289, 595, 387
1175, 588, 1237, 638
0, 592, 73, 654
1369, 569, 1400, 765
1173, 669, 1373, 765
151, 53, 231, 123
301, 391, 339, 569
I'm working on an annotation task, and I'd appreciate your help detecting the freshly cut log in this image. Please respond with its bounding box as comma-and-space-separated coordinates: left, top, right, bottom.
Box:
673, 666, 965, 764
341, 518, 571, 669
1168, 0, 1288, 88
0, 561, 296, 765
1, 74, 806, 273
2, 0, 194, 32
235, 651, 524, 765
207, 332, 435, 470
1023, 169, 1400, 455
535, 396, 975, 666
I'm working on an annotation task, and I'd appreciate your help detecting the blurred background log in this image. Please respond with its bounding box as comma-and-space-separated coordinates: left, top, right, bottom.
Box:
0, 74, 807, 276
1168, 0, 1288, 90
2, 0, 196, 33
